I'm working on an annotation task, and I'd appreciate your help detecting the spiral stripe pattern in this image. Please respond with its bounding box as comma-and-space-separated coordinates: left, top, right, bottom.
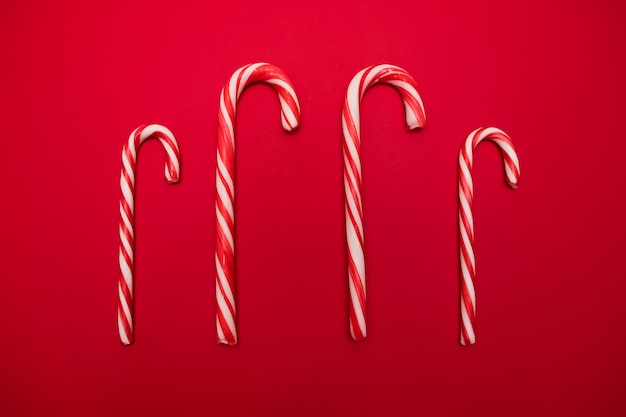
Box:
458, 127, 520, 345
342, 64, 426, 340
118, 124, 181, 345
215, 63, 301, 345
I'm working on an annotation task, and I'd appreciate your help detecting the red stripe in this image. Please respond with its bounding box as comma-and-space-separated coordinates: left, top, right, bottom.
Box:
215, 187, 235, 234
119, 229, 134, 267
344, 171, 363, 224
342, 108, 362, 184
460, 323, 471, 345
359, 66, 376, 95
347, 254, 366, 316
460, 276, 476, 325
216, 307, 236, 345
349, 301, 365, 340
345, 202, 364, 251
216, 264, 236, 323
215, 228, 235, 284
118, 303, 133, 343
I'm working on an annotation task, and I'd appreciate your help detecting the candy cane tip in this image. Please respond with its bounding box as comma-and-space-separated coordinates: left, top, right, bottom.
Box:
218, 339, 238, 346
460, 336, 476, 346
404, 114, 426, 132
405, 122, 423, 132
350, 330, 367, 341
284, 124, 300, 133
280, 118, 301, 133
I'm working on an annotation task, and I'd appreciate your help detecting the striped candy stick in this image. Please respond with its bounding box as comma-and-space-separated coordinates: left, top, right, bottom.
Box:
215, 63, 301, 345
118, 124, 181, 345
342, 64, 426, 340
458, 127, 520, 345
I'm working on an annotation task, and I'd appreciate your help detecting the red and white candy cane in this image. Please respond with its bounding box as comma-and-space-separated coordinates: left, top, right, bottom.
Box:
342, 64, 426, 340
458, 127, 520, 345
118, 124, 181, 345
215, 63, 301, 345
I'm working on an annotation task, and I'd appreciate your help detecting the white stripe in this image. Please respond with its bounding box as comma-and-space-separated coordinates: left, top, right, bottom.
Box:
229, 66, 245, 102
121, 153, 136, 187
118, 315, 131, 345
139, 124, 175, 143
348, 277, 366, 337
347, 71, 364, 126
386, 79, 424, 129
118, 283, 133, 324
459, 221, 475, 277
460, 304, 475, 344
219, 90, 235, 140
160, 143, 180, 180
239, 63, 265, 95
346, 221, 365, 283
267, 78, 300, 112
216, 316, 226, 342
466, 128, 481, 155
458, 190, 474, 233
479, 126, 505, 139
344, 179, 363, 240
216, 179, 234, 220
277, 95, 298, 130
342, 118, 362, 177
388, 79, 424, 113
216, 254, 236, 309
216, 211, 234, 251
459, 157, 474, 194
362, 65, 381, 91
119, 225, 134, 260
119, 256, 133, 289
119, 200, 134, 236
217, 157, 234, 198
120, 185, 135, 216
126, 132, 138, 160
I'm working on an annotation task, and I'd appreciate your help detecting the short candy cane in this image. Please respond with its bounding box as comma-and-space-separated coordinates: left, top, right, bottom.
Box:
215, 63, 301, 345
458, 127, 520, 345
343, 64, 426, 340
118, 124, 181, 345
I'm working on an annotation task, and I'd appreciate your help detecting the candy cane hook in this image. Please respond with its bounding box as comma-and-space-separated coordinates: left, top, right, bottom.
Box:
118, 124, 181, 345
215, 63, 301, 345
342, 64, 426, 341
458, 127, 520, 345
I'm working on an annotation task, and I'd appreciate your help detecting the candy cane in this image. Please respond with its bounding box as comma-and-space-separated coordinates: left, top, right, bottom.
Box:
215, 63, 301, 345
458, 127, 520, 345
118, 124, 181, 345
343, 64, 426, 341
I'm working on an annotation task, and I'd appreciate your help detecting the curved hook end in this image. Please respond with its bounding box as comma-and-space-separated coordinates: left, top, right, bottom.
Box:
165, 164, 180, 184
280, 108, 301, 133
403, 105, 426, 132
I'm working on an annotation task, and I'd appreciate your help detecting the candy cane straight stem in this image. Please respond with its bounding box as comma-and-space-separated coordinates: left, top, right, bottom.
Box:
342, 64, 426, 341
118, 124, 181, 345
458, 127, 520, 346
215, 63, 301, 346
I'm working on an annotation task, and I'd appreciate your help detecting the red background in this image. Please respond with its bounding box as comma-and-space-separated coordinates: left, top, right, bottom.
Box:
1, 0, 625, 415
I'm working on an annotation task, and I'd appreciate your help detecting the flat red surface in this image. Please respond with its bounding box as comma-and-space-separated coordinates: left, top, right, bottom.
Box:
1, 1, 625, 415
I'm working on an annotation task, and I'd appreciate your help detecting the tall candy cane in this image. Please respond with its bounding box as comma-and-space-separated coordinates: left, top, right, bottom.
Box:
215, 63, 301, 345
343, 64, 426, 341
118, 124, 181, 345
458, 127, 520, 345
